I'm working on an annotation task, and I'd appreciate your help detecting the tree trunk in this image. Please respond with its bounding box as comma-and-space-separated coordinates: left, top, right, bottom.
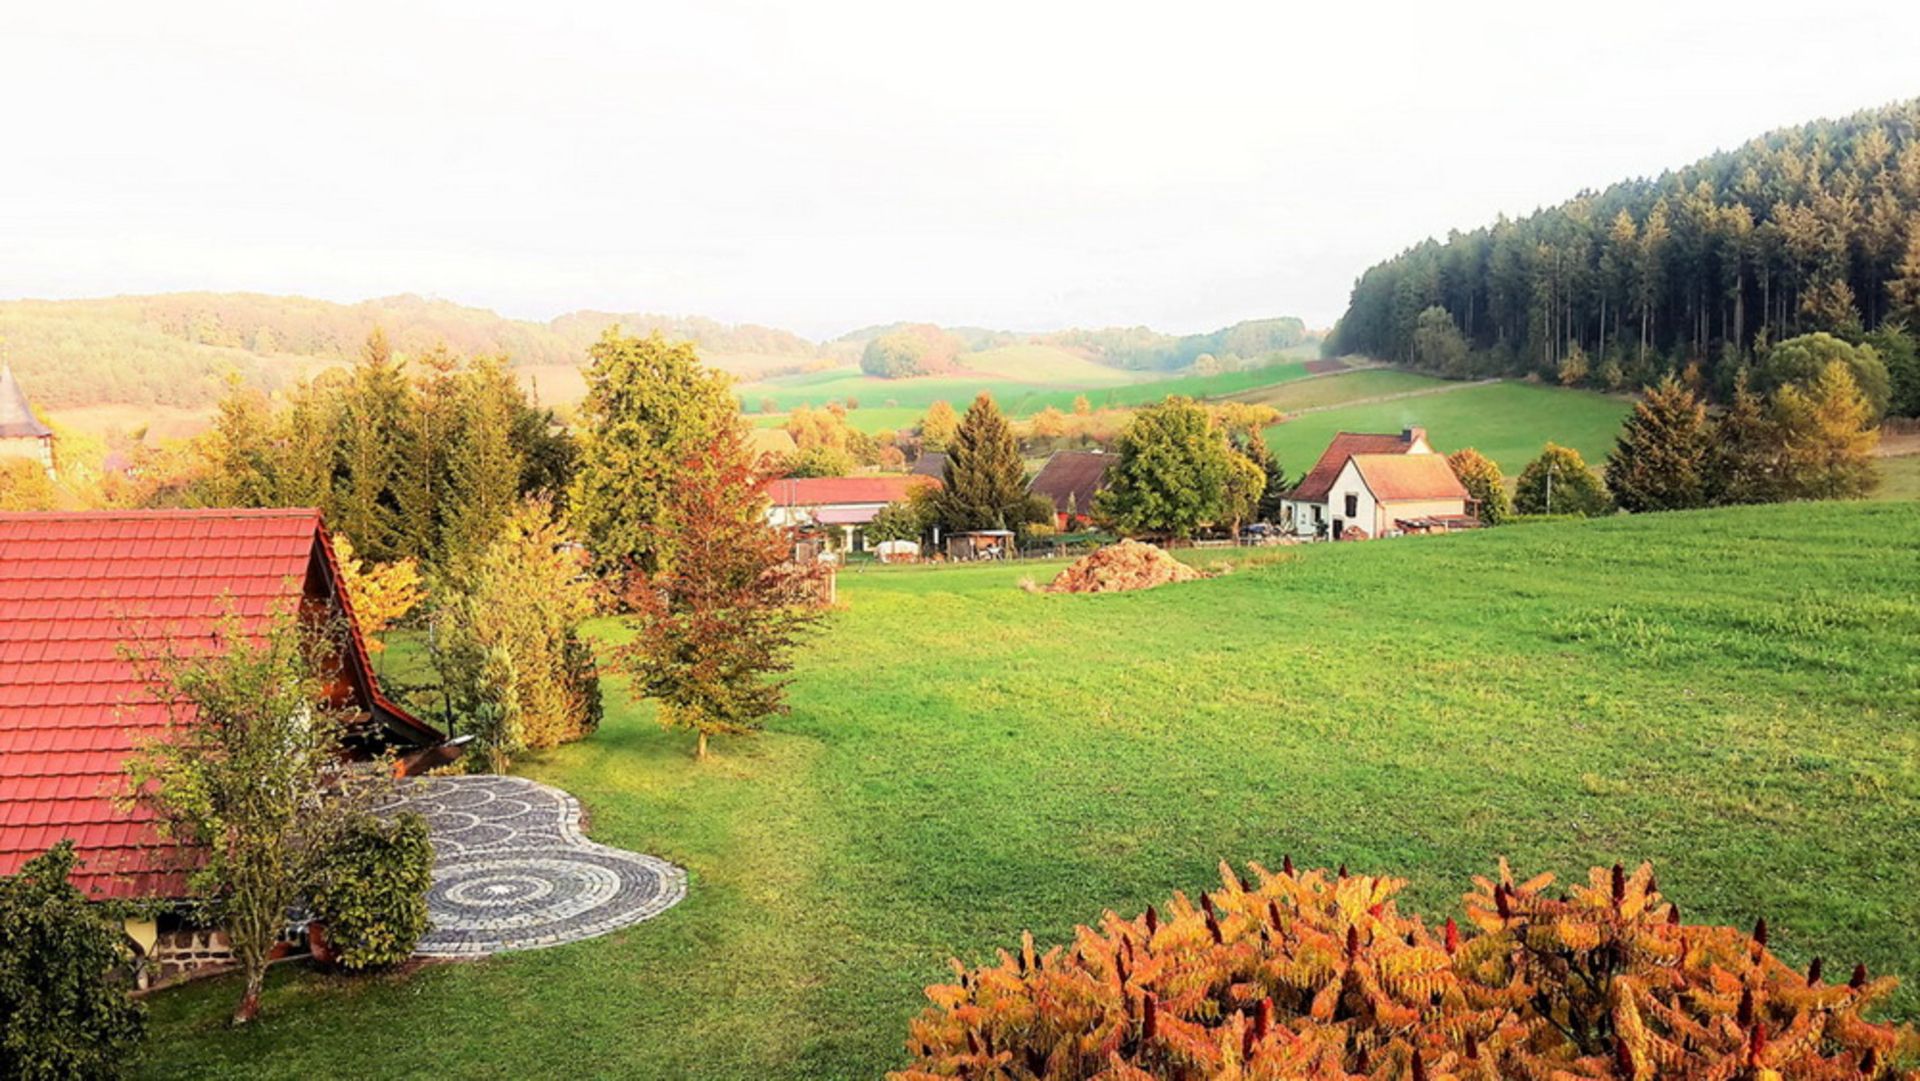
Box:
232, 963, 265, 1026
696, 730, 708, 761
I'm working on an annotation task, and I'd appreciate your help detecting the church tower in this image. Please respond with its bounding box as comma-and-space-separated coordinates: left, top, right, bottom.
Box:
0, 365, 55, 476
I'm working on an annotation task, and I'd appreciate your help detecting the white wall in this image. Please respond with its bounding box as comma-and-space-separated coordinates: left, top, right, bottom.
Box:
1327, 459, 1378, 538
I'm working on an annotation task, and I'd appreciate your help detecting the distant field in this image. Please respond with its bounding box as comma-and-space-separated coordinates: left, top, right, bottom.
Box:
1876, 454, 1920, 500
1260, 380, 1633, 474
953, 344, 1136, 385
45, 404, 216, 444
747, 406, 923, 435
1226, 367, 1444, 413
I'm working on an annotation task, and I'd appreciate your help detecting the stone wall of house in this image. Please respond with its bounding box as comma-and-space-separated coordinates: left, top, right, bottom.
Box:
134, 923, 309, 990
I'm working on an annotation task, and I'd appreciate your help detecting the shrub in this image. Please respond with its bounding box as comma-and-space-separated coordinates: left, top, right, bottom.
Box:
0, 843, 147, 1078
1445, 448, 1510, 525
308, 813, 434, 972
1513, 442, 1612, 517
894, 860, 1916, 1080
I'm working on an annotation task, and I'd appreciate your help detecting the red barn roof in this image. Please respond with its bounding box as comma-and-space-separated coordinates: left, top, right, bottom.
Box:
0, 509, 443, 899
1289, 429, 1429, 503
762, 475, 938, 508
1027, 451, 1113, 518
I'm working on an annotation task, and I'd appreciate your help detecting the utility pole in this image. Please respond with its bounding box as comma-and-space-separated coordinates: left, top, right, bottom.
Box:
1546, 459, 1556, 514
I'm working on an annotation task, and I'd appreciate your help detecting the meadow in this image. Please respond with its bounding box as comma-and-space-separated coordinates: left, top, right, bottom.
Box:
140, 502, 1920, 1078
1261, 379, 1634, 473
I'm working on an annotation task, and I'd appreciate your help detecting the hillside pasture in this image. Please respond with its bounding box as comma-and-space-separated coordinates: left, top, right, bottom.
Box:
1224, 367, 1446, 413
139, 503, 1920, 1079
1261, 379, 1632, 474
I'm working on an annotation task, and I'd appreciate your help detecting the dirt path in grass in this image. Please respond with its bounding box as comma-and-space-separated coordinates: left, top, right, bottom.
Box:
1271, 376, 1500, 418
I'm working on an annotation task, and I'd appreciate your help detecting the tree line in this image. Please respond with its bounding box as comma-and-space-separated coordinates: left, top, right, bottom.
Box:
1328, 98, 1920, 415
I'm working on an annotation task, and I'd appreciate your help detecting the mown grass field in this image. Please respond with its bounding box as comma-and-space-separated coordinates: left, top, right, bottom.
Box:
1261, 380, 1633, 474
141, 503, 1919, 1078
1225, 367, 1445, 413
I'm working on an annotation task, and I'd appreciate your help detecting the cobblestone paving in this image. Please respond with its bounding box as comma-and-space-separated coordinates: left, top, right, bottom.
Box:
376, 775, 687, 957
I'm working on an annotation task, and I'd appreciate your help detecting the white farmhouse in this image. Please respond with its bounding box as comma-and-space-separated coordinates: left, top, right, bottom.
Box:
1284, 427, 1478, 539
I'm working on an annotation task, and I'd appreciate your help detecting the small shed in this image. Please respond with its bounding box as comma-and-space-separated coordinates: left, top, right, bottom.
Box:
946, 529, 1014, 561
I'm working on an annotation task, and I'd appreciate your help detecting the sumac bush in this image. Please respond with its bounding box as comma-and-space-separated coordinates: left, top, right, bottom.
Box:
0, 843, 146, 1080
308, 813, 433, 972
893, 860, 1917, 1080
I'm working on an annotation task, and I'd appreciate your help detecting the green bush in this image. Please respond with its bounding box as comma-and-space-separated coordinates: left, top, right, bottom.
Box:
308, 813, 434, 972
0, 843, 146, 1080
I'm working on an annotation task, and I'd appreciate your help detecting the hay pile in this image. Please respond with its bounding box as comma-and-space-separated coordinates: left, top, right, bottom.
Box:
1046, 539, 1203, 594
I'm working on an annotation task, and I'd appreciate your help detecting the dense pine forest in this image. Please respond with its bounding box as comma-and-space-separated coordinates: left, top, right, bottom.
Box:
1328, 99, 1920, 413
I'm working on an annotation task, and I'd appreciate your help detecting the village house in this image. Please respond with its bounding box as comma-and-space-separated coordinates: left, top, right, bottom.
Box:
1284, 428, 1476, 539
0, 364, 56, 476
1027, 450, 1112, 530
762, 474, 940, 553
0, 509, 456, 983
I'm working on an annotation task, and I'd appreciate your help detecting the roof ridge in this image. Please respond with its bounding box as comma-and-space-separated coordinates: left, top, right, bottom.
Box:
0, 507, 323, 521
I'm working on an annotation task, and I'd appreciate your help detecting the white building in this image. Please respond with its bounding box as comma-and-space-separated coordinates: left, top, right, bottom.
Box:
762, 474, 941, 552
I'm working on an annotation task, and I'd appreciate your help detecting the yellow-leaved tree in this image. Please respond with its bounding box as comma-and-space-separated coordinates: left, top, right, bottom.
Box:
329, 533, 424, 654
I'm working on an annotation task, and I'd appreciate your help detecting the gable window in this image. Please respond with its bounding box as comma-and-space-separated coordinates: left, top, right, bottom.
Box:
1344, 493, 1358, 518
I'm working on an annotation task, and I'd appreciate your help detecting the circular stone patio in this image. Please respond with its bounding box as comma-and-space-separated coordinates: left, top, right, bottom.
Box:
375, 775, 686, 957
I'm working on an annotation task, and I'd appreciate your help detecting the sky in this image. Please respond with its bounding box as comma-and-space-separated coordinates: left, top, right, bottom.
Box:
3, 1, 1919, 341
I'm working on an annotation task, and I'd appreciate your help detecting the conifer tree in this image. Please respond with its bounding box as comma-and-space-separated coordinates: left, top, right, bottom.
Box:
1706, 369, 1777, 505
1770, 361, 1880, 500
331, 329, 411, 560
1605, 376, 1713, 512
393, 343, 461, 563
567, 329, 737, 579
936, 393, 1030, 532
442, 356, 526, 571
1446, 447, 1511, 524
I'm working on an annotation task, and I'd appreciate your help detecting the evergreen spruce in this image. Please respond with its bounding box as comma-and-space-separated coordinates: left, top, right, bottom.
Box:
1605, 376, 1713, 512
937, 393, 1029, 532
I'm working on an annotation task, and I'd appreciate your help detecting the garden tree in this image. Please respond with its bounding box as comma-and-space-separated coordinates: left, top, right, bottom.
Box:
441, 355, 526, 570
331, 328, 412, 561
937, 394, 1033, 532
1445, 447, 1511, 524
567, 329, 738, 579
895, 860, 1917, 1079
1219, 449, 1267, 536
1770, 361, 1880, 501
783, 404, 874, 472
783, 444, 858, 478
327, 534, 424, 654
305, 813, 433, 972
1513, 442, 1612, 516
1605, 376, 1713, 512
919, 399, 960, 451
0, 458, 57, 511
617, 425, 821, 760
0, 843, 147, 1078
124, 605, 372, 1025
1027, 405, 1068, 443
1072, 394, 1092, 416
393, 343, 461, 563
1095, 398, 1235, 538
1229, 431, 1288, 524
1756, 332, 1892, 419
867, 497, 931, 545
1864, 323, 1920, 417
432, 500, 602, 770
1411, 305, 1468, 376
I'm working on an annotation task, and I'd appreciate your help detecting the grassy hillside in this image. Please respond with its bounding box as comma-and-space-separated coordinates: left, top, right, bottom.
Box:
1261, 380, 1633, 474
950, 343, 1137, 385
140, 503, 1920, 1078
1226, 367, 1445, 413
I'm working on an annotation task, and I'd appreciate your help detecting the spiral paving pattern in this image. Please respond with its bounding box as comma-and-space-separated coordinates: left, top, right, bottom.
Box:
376, 776, 686, 957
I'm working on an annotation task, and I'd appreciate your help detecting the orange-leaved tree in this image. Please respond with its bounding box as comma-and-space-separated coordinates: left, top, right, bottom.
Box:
893, 860, 1915, 1080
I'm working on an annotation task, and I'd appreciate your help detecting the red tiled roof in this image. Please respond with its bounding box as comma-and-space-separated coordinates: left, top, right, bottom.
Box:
1348, 453, 1470, 502
1290, 431, 1425, 503
0, 509, 435, 899
762, 475, 938, 508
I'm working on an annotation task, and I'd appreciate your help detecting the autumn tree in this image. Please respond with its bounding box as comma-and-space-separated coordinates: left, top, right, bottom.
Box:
1605, 376, 1713, 512
937, 394, 1032, 532
567, 329, 737, 579
617, 425, 820, 760
919, 399, 960, 451
0, 458, 58, 511
1096, 398, 1235, 538
1513, 443, 1611, 516
1446, 447, 1511, 524
1770, 360, 1880, 500
1757, 332, 1892, 419
329, 533, 424, 654
124, 605, 374, 1024
432, 500, 601, 770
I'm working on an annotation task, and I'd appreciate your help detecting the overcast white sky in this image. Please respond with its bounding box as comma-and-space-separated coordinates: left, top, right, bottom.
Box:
3, 2, 1918, 339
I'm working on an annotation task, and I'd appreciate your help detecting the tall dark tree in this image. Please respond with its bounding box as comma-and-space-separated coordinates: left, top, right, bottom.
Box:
1605, 377, 1713, 512
936, 393, 1030, 532
331, 329, 411, 560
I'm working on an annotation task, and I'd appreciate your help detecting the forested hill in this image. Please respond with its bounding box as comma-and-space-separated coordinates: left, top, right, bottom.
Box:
0, 293, 823, 410
1327, 98, 1920, 394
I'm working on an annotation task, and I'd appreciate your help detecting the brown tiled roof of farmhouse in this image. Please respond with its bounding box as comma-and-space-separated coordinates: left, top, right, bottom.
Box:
1347, 453, 1469, 502
1027, 451, 1113, 515
1290, 431, 1424, 503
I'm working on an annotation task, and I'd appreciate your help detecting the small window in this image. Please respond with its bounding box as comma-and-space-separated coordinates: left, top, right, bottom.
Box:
1344, 493, 1358, 517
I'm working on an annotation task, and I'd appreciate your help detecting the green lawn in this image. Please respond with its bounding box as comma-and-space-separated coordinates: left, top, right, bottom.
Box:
140, 503, 1920, 1078
1226, 367, 1448, 413
1260, 379, 1633, 474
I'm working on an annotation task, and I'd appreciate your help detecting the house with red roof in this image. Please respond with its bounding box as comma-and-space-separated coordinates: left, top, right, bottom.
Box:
762, 474, 940, 553
0, 509, 454, 909
1027, 450, 1113, 530
1284, 428, 1477, 539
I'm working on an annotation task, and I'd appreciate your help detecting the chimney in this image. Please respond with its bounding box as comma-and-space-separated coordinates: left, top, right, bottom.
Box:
1403, 427, 1425, 445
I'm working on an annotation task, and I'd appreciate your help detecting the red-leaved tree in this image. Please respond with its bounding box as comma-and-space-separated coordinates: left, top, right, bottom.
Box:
617, 424, 822, 760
